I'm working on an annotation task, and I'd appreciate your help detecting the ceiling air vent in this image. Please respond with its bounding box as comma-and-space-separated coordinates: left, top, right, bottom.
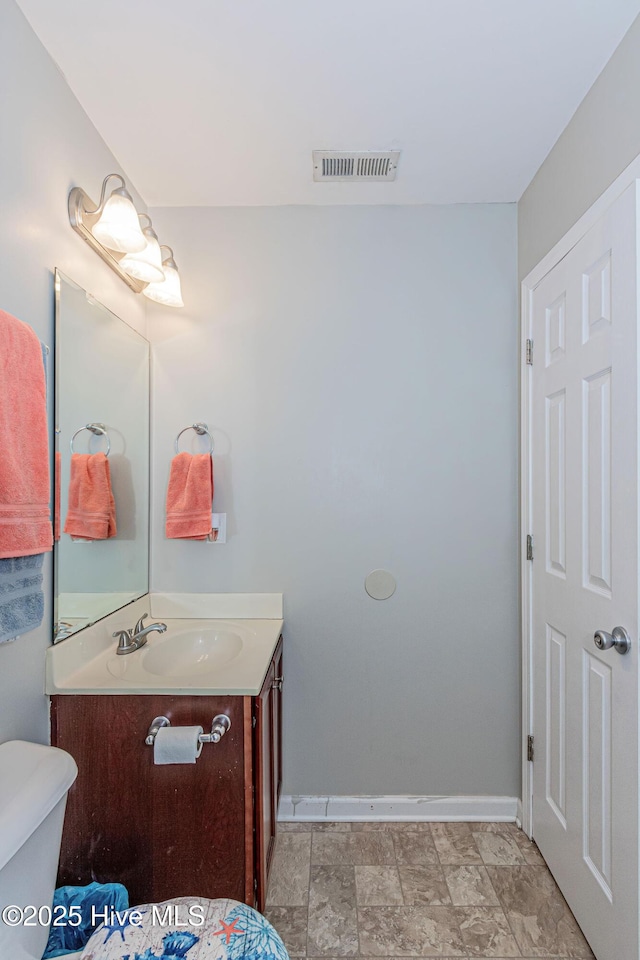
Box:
313, 151, 400, 182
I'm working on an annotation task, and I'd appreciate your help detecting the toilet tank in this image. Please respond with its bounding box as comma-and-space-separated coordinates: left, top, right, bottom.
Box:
0, 740, 78, 960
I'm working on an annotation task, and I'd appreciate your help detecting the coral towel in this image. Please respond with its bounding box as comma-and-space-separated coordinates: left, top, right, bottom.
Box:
0, 310, 52, 559
165, 453, 214, 540
63, 453, 117, 540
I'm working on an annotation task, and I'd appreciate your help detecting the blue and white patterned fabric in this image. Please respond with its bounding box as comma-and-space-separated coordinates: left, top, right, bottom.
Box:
79, 897, 290, 960
44, 882, 129, 958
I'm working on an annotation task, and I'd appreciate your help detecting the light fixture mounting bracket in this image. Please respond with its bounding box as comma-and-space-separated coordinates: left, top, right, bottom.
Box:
68, 186, 146, 293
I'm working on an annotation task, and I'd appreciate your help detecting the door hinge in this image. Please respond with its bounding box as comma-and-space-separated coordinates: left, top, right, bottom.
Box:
525, 339, 533, 365
526, 534, 534, 561
527, 735, 534, 762
252, 715, 257, 728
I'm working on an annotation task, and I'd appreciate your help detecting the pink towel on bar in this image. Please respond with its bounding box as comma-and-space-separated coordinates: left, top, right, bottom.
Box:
165, 452, 214, 540
0, 310, 52, 559
63, 453, 117, 540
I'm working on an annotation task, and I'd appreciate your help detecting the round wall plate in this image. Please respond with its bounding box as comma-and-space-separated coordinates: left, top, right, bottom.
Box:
365, 569, 397, 601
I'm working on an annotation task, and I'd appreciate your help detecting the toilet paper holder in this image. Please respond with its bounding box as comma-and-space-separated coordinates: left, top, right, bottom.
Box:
145, 714, 231, 746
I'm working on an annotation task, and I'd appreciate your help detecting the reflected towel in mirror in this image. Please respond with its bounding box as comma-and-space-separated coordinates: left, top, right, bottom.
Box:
63, 452, 117, 540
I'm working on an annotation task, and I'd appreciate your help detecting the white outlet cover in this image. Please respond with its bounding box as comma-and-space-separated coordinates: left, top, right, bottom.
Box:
365, 569, 396, 601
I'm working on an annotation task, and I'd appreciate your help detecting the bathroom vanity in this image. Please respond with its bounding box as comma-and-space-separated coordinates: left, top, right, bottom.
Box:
47, 606, 283, 912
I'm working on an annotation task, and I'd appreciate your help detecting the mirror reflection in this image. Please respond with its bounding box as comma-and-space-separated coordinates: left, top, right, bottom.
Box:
54, 271, 149, 640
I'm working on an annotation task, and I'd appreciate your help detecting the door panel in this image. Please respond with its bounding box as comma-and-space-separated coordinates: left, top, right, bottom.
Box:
583, 650, 612, 898
531, 183, 639, 960
583, 369, 612, 595
545, 389, 566, 577
545, 623, 567, 827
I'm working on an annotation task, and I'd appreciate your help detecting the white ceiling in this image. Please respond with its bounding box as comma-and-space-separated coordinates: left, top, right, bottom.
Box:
16, 0, 640, 206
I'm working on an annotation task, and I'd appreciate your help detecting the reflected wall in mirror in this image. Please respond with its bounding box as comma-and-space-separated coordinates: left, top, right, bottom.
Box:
54, 271, 149, 641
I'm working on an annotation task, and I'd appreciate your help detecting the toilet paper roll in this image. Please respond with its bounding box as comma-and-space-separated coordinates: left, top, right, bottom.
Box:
153, 725, 203, 764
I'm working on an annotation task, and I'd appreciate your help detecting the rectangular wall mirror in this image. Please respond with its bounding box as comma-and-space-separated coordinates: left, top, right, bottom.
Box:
54, 270, 149, 641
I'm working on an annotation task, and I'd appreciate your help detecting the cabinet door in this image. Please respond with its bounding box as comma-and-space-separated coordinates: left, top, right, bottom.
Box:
253, 637, 283, 910
51, 695, 248, 905
273, 641, 283, 805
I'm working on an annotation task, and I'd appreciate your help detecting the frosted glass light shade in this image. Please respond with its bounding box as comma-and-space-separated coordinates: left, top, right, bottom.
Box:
120, 231, 165, 283
143, 264, 184, 308
91, 192, 146, 253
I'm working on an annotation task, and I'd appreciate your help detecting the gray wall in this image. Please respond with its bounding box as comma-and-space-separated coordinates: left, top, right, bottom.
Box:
148, 203, 520, 797
519, 12, 640, 279
0, 0, 146, 745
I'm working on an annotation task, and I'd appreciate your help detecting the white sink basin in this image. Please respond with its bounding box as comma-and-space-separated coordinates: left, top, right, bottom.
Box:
46, 608, 283, 696
142, 628, 243, 677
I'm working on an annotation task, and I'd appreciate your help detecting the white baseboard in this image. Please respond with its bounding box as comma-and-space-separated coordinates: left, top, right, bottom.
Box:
278, 794, 519, 822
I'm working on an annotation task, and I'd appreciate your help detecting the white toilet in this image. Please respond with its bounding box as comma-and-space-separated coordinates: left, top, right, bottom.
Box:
0, 740, 80, 960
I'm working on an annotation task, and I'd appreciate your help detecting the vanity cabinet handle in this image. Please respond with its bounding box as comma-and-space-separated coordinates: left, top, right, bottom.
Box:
272, 675, 284, 692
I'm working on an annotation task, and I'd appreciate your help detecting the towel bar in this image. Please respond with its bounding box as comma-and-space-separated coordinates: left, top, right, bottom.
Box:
174, 422, 214, 455
70, 422, 111, 457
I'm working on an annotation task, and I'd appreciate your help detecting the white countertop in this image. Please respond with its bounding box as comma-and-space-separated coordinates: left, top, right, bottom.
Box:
46, 596, 283, 696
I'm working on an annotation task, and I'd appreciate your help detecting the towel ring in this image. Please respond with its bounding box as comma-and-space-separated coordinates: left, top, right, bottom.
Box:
70, 422, 111, 457
174, 422, 214, 455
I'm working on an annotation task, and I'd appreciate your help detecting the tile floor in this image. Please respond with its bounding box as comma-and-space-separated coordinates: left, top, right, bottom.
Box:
264, 822, 594, 959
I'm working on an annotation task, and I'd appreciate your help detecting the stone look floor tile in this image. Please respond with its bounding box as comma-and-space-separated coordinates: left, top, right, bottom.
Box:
307, 864, 359, 956
443, 866, 500, 906
358, 906, 466, 956
312, 831, 396, 865
393, 831, 439, 865
266, 832, 312, 906
264, 906, 309, 957
398, 865, 452, 906
265, 823, 594, 960
431, 824, 483, 865
486, 866, 594, 958
510, 830, 547, 866
472, 832, 526, 866
356, 866, 404, 905
456, 907, 521, 957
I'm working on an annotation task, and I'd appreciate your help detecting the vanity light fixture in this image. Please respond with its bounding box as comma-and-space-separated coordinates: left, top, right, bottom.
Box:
86, 174, 146, 253
68, 174, 184, 306
119, 215, 165, 284
142, 246, 184, 308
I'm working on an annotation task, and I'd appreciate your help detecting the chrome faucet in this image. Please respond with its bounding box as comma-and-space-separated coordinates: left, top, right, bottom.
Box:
113, 613, 167, 656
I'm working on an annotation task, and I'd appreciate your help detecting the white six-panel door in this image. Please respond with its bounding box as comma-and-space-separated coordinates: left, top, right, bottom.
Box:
531, 182, 639, 960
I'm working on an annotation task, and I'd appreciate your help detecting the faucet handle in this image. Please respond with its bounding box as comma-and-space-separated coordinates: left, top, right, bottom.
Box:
134, 613, 149, 634
113, 628, 132, 648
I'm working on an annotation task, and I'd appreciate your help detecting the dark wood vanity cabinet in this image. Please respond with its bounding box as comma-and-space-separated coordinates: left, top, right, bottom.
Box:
51, 637, 282, 912
254, 639, 283, 908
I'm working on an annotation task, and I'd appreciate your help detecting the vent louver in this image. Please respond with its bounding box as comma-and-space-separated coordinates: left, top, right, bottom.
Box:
313, 151, 400, 182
